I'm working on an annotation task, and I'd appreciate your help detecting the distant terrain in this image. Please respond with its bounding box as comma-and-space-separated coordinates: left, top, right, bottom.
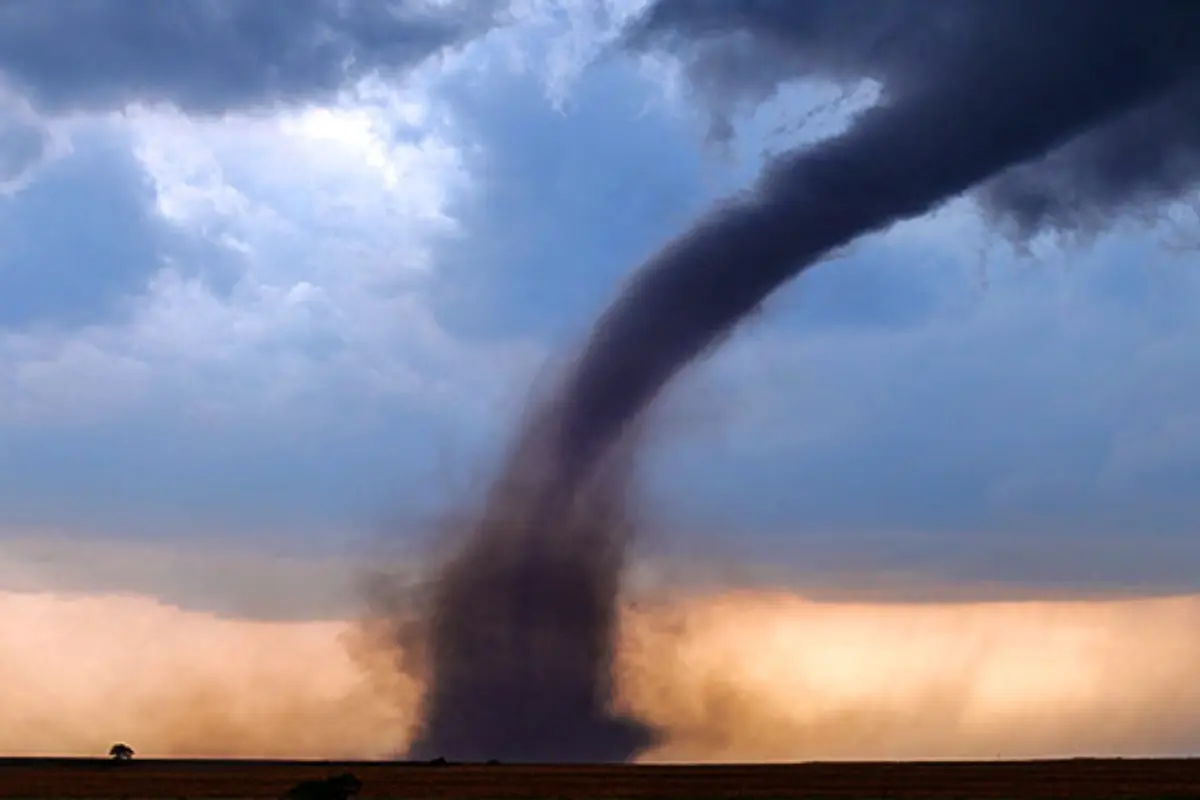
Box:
2, 757, 1199, 799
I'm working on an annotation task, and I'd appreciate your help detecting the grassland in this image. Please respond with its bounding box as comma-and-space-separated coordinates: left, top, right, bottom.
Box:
1, 757, 1198, 799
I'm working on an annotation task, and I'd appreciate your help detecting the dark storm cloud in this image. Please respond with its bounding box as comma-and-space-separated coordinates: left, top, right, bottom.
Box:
625, 0, 1200, 241
981, 80, 1200, 239
0, 0, 503, 114
624, 0, 956, 105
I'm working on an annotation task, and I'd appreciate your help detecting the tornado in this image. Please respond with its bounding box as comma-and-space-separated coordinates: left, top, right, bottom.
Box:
402, 1, 1200, 763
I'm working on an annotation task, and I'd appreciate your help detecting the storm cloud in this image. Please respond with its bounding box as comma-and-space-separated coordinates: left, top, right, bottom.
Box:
626, 0, 1200, 242
0, 0, 503, 114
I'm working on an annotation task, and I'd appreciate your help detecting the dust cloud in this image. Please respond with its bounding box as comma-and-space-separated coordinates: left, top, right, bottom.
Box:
6, 587, 1200, 761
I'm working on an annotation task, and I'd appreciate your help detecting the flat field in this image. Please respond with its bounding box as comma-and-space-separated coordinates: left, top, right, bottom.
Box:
1, 758, 1198, 799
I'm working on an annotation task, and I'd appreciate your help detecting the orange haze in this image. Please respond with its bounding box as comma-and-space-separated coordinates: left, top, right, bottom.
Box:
4, 588, 1200, 760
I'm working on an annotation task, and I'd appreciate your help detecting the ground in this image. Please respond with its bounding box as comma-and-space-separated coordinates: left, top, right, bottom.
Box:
2, 757, 1200, 798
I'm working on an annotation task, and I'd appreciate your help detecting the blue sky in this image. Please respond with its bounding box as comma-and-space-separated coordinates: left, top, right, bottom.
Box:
2, 1, 1200, 603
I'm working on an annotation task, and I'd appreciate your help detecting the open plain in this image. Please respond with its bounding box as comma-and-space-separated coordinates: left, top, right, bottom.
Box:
2, 758, 1200, 799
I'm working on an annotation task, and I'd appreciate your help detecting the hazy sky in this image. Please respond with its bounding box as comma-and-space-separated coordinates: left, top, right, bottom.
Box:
2, 0, 1200, 613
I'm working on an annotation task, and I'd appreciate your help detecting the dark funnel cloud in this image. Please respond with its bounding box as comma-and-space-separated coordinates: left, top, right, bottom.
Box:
402, 2, 1200, 763
0, 0, 502, 114
404, 410, 655, 763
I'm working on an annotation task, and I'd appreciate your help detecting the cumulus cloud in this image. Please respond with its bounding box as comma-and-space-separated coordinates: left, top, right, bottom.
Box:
0, 1, 549, 426
0, 131, 180, 330
0, 0, 655, 429
0, 71, 544, 427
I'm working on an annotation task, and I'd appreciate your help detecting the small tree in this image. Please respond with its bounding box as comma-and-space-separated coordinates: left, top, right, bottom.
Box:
108, 743, 134, 761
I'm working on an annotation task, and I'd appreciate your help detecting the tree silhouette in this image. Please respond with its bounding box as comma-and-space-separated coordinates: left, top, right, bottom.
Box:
108, 743, 134, 761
